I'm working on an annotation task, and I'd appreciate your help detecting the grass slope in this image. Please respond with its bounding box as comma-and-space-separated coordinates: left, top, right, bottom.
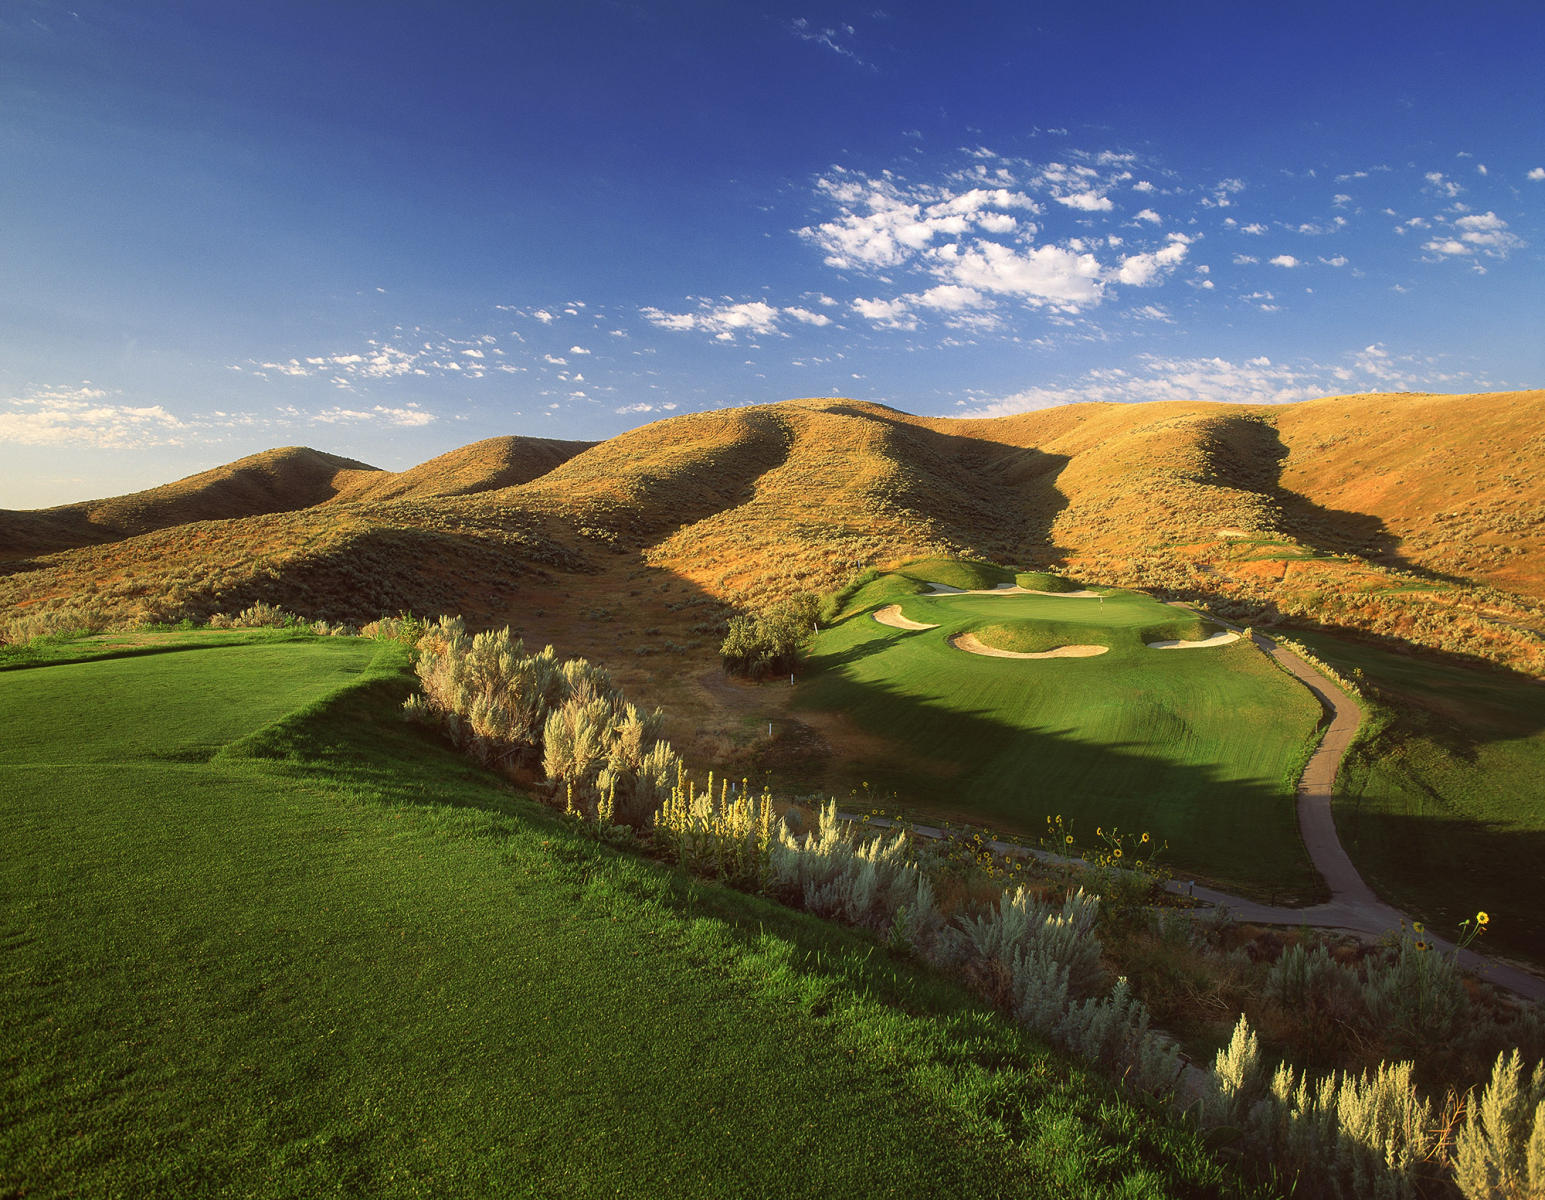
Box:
797, 580, 1323, 899
1294, 630, 1545, 964
0, 634, 1247, 1198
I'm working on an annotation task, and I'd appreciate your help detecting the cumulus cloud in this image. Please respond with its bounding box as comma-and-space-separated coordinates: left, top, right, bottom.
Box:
851, 296, 917, 330
1530, 167, 1545, 181
0, 384, 187, 448
928, 240, 1105, 309
1241, 223, 1268, 235
1421, 211, 1525, 260
1054, 189, 1113, 212
800, 170, 1039, 270
1112, 233, 1191, 286
1269, 254, 1300, 267
800, 155, 1218, 322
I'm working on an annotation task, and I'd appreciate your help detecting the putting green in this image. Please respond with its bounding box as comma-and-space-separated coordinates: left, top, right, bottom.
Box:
797, 580, 1325, 898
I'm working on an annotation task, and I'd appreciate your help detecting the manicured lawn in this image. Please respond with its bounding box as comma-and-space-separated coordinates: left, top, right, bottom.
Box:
0, 634, 1248, 1198
1296, 630, 1545, 966
797, 579, 1324, 899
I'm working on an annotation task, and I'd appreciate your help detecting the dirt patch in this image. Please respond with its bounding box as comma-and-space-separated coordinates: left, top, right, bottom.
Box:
949, 632, 1108, 660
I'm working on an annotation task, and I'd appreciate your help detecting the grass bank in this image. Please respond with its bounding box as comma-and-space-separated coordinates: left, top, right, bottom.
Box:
1295, 629, 1545, 966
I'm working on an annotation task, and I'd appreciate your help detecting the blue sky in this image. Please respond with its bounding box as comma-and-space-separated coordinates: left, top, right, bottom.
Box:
3, 0, 1543, 507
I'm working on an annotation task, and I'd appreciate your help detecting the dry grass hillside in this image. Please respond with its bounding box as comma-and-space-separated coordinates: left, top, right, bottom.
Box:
2, 391, 1542, 685
331, 435, 591, 503
0, 447, 378, 560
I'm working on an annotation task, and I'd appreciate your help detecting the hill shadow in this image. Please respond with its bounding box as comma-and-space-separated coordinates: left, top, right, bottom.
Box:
820, 404, 1074, 565
1204, 415, 1469, 586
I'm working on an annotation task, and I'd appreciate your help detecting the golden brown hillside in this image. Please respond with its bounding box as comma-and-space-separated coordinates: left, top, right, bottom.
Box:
2, 391, 1542, 681
0, 446, 378, 560
331, 435, 592, 503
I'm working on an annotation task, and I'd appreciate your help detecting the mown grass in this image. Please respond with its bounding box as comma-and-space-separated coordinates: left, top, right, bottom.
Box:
0, 634, 1255, 1198
799, 581, 1324, 900
1295, 629, 1545, 965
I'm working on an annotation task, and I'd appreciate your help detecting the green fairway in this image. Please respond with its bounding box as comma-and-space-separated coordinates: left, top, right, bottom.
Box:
1295, 630, 1545, 965
0, 634, 1246, 1198
797, 577, 1325, 898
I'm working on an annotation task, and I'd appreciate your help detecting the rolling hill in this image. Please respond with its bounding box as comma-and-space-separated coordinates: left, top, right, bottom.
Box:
2, 391, 1541, 676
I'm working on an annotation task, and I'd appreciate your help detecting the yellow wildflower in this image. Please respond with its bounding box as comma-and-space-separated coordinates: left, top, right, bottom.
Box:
1413, 922, 1424, 934
1477, 911, 1489, 925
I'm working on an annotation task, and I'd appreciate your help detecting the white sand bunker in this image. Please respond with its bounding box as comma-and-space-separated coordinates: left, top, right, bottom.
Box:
873, 604, 939, 631
1146, 632, 1241, 650
924, 582, 1103, 598
950, 632, 1108, 660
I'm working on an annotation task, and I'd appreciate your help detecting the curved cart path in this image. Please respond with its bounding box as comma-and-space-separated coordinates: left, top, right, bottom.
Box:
1169, 612, 1544, 1002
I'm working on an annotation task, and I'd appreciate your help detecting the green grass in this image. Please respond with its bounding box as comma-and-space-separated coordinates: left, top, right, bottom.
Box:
799, 578, 1324, 899
1014, 571, 1081, 593
1293, 629, 1545, 966
0, 634, 1253, 1198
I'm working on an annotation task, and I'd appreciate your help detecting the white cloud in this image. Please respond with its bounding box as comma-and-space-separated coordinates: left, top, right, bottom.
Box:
1233, 254, 1259, 265
640, 299, 826, 339
543, 354, 569, 365
914, 284, 985, 310
789, 17, 871, 68
307, 404, 434, 427
1424, 171, 1463, 198
568, 345, 591, 355
1529, 167, 1545, 181
928, 240, 1105, 309
0, 384, 187, 449
1054, 189, 1113, 212
1420, 211, 1525, 260
1112, 233, 1191, 286
1241, 223, 1268, 235
1319, 255, 1349, 267
961, 344, 1436, 417
799, 170, 1038, 270
851, 296, 917, 330
1133, 208, 1161, 224
1269, 254, 1300, 268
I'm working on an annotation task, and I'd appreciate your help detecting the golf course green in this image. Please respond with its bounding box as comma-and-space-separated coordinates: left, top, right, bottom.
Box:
0, 630, 1242, 1198
798, 567, 1325, 897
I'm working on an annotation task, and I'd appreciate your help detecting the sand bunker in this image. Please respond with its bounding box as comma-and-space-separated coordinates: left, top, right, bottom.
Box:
872, 604, 939, 631
950, 632, 1108, 660
924, 582, 1103, 598
1146, 632, 1241, 650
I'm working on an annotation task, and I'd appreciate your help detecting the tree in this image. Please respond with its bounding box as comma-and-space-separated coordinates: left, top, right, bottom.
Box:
719, 593, 819, 678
